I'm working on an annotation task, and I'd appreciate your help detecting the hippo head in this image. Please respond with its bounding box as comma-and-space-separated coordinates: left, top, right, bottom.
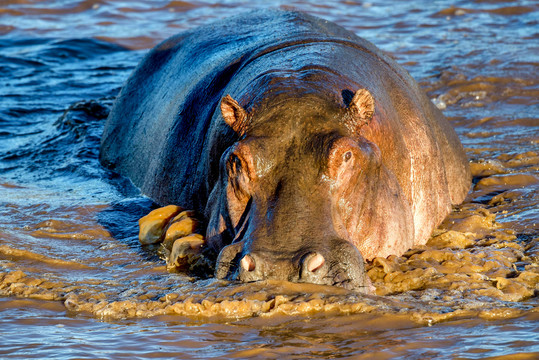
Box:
206, 89, 380, 293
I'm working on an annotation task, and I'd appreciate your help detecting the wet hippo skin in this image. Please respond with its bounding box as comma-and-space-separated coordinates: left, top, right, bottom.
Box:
100, 9, 471, 292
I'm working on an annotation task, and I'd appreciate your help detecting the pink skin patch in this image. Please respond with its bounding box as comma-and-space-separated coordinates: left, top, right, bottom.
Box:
240, 254, 255, 272
307, 253, 325, 272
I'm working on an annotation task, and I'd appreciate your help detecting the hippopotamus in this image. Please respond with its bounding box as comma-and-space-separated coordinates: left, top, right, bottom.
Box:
100, 10, 471, 292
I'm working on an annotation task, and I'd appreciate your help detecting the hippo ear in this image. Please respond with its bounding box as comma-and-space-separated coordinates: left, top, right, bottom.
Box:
221, 95, 249, 136
348, 88, 375, 128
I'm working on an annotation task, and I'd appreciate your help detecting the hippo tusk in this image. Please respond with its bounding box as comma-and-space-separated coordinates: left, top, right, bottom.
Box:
240, 254, 256, 272
307, 252, 325, 272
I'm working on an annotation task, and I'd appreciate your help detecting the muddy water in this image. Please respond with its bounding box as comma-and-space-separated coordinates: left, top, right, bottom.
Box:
0, 0, 537, 358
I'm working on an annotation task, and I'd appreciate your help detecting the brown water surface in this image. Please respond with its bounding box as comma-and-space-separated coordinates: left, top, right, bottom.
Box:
0, 0, 537, 358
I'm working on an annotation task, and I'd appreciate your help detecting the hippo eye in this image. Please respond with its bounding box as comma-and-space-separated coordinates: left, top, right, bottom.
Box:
343, 151, 352, 162
227, 154, 242, 176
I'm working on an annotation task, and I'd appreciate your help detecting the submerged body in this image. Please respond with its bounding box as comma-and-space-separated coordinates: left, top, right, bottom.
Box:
100, 10, 470, 291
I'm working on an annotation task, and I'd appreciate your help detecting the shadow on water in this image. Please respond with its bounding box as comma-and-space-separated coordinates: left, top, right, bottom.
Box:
97, 196, 162, 262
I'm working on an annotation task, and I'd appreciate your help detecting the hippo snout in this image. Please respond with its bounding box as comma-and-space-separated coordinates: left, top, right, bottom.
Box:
215, 238, 371, 293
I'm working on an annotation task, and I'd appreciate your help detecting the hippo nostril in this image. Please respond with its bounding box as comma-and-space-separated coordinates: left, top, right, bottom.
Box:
307, 252, 325, 272
240, 254, 255, 272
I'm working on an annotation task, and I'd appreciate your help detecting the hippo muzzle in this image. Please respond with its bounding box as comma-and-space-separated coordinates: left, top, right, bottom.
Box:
215, 237, 369, 292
